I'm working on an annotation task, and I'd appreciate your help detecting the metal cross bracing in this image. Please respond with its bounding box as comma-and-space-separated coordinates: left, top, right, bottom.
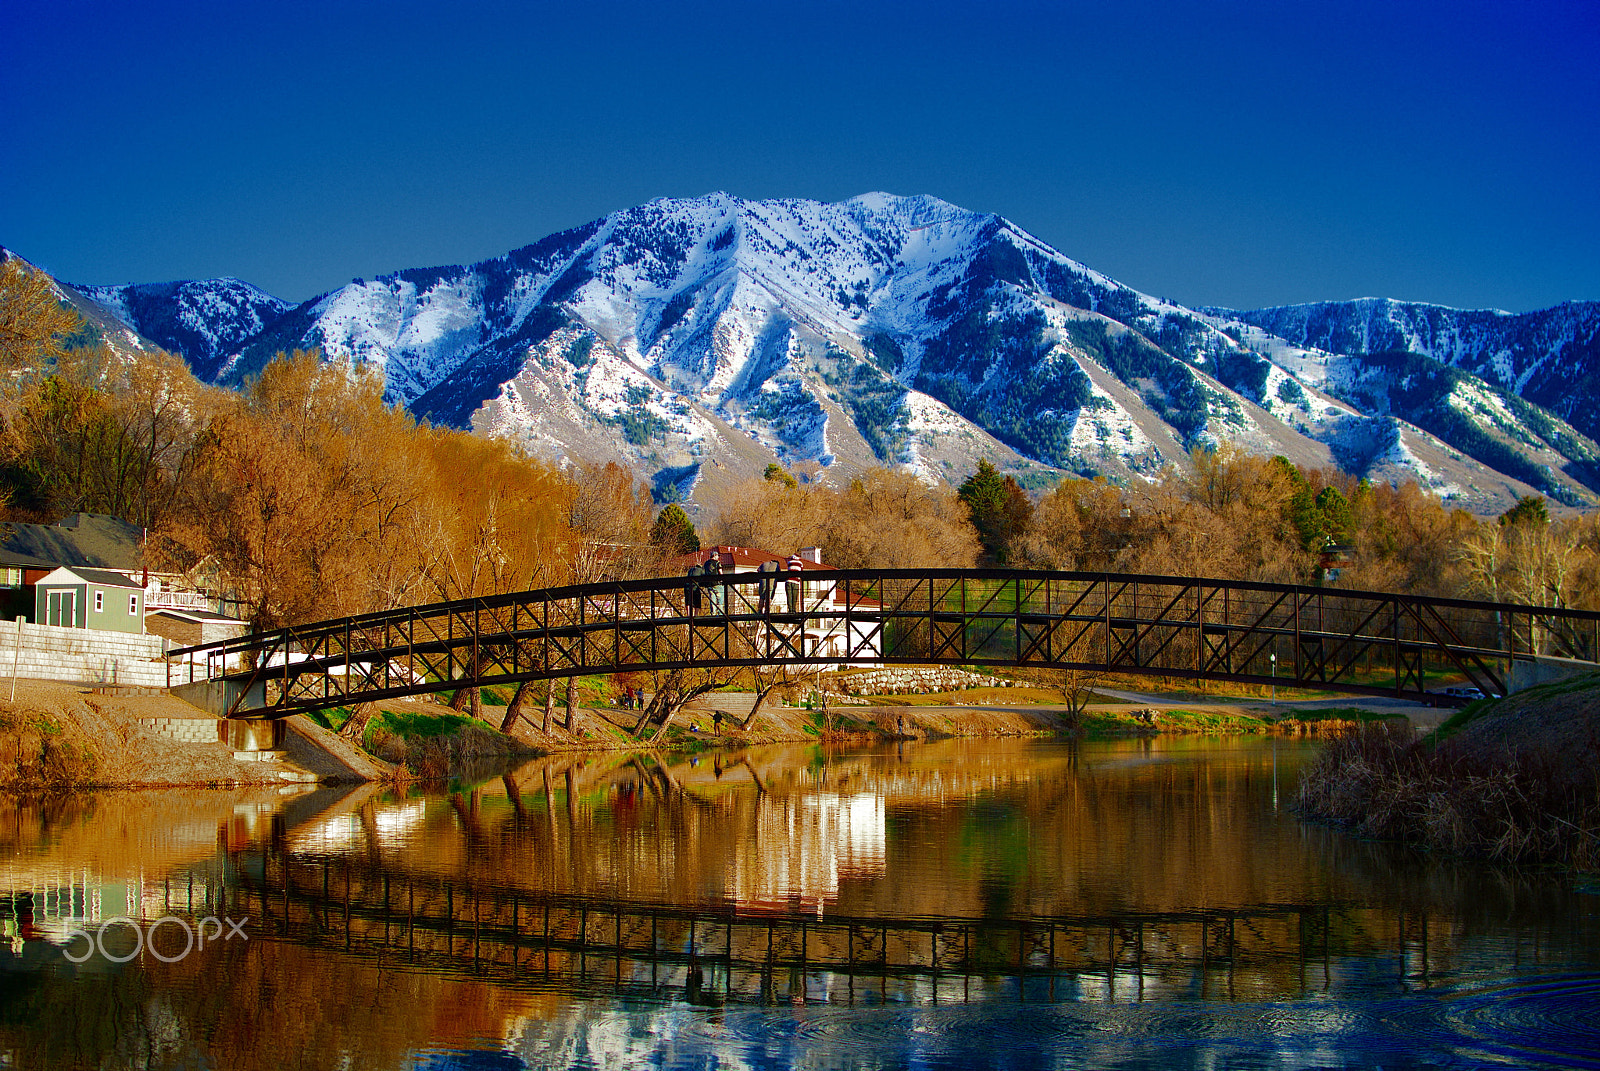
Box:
238, 849, 1449, 1004
165, 569, 1600, 719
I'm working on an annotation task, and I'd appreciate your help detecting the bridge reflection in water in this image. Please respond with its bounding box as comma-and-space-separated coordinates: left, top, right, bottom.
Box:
5, 741, 1600, 1071
242, 852, 1452, 1007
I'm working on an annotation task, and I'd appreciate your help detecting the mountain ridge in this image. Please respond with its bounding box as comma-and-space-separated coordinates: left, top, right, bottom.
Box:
1213, 297, 1600, 442
22, 193, 1600, 515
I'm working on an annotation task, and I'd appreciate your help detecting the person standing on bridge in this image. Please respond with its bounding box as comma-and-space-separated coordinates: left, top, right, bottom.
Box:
706, 552, 725, 615
685, 561, 703, 618
757, 558, 778, 614
785, 552, 804, 614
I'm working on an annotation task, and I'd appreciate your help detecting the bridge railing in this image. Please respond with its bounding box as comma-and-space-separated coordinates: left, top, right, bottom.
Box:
165, 570, 1600, 717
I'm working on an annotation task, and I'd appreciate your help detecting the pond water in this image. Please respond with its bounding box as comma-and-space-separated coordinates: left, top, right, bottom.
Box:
1, 737, 1597, 1069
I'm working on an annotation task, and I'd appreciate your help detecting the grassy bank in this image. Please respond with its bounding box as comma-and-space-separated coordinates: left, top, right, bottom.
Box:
308, 705, 534, 780
1297, 678, 1600, 871
0, 706, 98, 790
629, 701, 1395, 751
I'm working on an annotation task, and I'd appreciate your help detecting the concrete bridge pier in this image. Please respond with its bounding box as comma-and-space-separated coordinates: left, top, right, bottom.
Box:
1509, 656, 1600, 694
218, 718, 286, 759
169, 677, 283, 758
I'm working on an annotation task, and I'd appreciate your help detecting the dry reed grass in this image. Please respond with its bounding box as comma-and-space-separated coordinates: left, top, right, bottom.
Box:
1297, 721, 1600, 870
1274, 718, 1368, 736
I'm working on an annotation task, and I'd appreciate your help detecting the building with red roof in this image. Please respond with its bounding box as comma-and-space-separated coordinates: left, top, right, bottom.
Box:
670, 545, 879, 666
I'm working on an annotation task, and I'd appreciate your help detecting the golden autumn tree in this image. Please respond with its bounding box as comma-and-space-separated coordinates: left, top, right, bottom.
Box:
409, 430, 575, 725
6, 346, 214, 527
708, 466, 980, 569
823, 468, 980, 568
0, 255, 79, 387
155, 351, 430, 631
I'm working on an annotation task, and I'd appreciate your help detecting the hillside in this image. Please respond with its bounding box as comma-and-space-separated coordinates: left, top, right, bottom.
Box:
1437, 672, 1600, 765
1297, 674, 1600, 870
1214, 299, 1600, 505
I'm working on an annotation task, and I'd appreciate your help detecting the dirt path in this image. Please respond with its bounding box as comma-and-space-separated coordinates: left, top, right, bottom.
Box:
1091, 686, 1447, 729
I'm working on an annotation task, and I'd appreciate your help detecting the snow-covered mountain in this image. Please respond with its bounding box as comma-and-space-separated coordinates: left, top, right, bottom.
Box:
1214, 298, 1600, 473
74, 277, 291, 381
46, 194, 1600, 513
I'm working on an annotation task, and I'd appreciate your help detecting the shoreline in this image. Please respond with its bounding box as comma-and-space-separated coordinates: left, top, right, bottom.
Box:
1295, 675, 1600, 872
0, 676, 1434, 792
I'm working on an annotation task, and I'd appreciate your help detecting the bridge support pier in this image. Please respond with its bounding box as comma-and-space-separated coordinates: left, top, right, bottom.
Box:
1509, 656, 1598, 694
171, 677, 267, 718
220, 718, 286, 758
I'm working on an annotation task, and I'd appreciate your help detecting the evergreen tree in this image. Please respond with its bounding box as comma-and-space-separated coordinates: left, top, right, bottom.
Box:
650, 503, 700, 554
1499, 494, 1549, 528
1271, 456, 1320, 550
763, 462, 798, 488
1314, 486, 1352, 543
1269, 455, 1352, 552
957, 459, 1033, 564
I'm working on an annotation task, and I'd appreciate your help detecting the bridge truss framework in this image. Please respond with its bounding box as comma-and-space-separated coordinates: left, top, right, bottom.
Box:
167, 570, 1600, 719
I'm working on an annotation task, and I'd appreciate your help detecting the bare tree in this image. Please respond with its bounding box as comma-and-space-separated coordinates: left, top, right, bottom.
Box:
629, 665, 739, 742
1028, 666, 1105, 734
0, 256, 79, 390
741, 657, 824, 730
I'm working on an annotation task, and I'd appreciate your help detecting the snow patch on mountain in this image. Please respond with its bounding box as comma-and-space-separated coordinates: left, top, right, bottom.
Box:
309, 276, 486, 403
72, 276, 291, 379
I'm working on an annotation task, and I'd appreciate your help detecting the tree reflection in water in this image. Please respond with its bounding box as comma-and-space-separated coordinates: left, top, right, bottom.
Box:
1, 738, 1597, 1069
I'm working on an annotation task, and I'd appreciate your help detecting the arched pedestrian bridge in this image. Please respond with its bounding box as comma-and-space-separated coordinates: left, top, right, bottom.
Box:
168, 570, 1600, 719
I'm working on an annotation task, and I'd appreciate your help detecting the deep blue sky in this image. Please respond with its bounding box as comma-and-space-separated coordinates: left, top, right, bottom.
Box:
3, 1, 1597, 311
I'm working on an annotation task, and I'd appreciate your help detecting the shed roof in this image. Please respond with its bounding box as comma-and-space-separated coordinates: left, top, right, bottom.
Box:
148, 607, 244, 624
39, 566, 144, 589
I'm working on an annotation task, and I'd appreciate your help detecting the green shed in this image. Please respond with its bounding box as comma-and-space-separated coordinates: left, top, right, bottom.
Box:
34, 566, 145, 634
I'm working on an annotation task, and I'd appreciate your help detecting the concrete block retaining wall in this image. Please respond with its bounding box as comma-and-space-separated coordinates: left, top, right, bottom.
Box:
138, 717, 221, 744
0, 619, 171, 688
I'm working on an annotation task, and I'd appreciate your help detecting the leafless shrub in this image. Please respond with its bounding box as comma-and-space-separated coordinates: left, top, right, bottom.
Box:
1297, 723, 1600, 869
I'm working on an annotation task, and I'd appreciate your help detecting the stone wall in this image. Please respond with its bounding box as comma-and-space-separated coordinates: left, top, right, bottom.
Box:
0, 618, 170, 687
832, 667, 1016, 696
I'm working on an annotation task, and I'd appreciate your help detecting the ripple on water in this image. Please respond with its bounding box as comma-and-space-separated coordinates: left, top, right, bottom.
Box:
692, 1004, 1360, 1070
650, 989, 1600, 1071
1433, 974, 1600, 1068
716, 1012, 834, 1046
807, 1005, 1097, 1048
